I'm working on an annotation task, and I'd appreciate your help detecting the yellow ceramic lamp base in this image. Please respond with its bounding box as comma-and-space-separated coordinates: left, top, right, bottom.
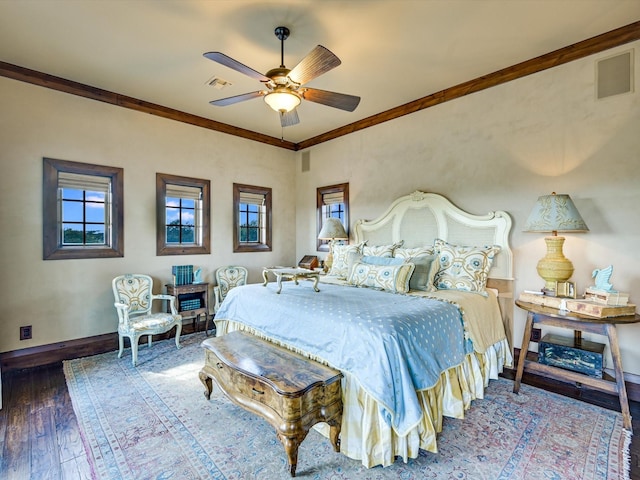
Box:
536, 236, 574, 292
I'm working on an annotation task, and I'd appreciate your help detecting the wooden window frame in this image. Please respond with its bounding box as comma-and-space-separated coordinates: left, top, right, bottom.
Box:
156, 173, 210, 256
43, 157, 124, 260
233, 183, 272, 253
317, 183, 349, 252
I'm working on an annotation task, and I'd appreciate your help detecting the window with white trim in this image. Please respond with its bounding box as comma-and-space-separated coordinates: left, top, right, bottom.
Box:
234, 183, 272, 252
156, 173, 210, 255
43, 158, 123, 260
317, 183, 349, 251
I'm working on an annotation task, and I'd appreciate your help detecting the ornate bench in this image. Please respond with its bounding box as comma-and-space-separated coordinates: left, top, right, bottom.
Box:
199, 331, 343, 477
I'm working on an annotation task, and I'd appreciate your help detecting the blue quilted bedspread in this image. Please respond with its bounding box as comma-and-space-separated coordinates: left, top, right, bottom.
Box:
215, 281, 472, 435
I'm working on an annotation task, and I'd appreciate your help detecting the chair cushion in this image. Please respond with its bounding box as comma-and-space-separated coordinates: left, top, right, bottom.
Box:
128, 313, 180, 332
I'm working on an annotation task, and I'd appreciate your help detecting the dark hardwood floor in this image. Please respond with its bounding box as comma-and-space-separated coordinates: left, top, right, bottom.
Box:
1, 361, 638, 479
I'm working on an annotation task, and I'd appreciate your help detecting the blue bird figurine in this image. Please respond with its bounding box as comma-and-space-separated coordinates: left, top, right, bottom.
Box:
591, 265, 614, 292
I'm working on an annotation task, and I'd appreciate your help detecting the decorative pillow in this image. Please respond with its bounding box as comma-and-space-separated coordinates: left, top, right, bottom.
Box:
433, 239, 500, 295
329, 242, 366, 278
348, 262, 415, 294
361, 255, 405, 266
345, 253, 404, 278
404, 254, 437, 291
394, 246, 434, 259
362, 241, 404, 258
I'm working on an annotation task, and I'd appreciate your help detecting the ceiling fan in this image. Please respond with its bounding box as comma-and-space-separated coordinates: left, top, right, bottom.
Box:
203, 26, 360, 128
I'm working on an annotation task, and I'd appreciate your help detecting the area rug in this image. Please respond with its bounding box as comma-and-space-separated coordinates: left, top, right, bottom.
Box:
64, 334, 631, 479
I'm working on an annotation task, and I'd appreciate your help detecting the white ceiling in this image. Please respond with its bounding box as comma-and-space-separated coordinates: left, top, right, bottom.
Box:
1, 1, 639, 144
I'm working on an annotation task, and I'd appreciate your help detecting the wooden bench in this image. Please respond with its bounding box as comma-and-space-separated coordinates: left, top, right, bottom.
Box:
199, 331, 343, 477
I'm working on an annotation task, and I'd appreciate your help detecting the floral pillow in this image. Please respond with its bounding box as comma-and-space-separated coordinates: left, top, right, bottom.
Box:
433, 239, 500, 295
329, 242, 366, 278
348, 262, 415, 294
394, 246, 434, 259
362, 241, 404, 258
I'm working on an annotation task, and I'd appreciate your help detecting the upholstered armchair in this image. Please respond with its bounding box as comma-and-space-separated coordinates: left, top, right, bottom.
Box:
213, 266, 248, 313
112, 274, 182, 366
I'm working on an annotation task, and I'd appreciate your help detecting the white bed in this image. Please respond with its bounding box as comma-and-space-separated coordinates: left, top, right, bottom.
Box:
214, 191, 514, 468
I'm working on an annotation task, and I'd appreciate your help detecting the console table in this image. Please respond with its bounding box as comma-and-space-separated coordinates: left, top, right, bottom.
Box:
262, 267, 320, 294
514, 299, 640, 430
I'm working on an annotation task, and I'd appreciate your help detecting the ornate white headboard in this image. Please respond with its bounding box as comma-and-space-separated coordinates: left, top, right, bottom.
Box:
353, 191, 513, 281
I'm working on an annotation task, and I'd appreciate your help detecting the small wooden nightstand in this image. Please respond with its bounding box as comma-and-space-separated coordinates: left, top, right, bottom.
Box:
166, 283, 209, 332
514, 299, 640, 430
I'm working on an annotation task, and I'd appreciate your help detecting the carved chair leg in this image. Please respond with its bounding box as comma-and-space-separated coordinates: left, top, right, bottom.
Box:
175, 323, 182, 349
131, 335, 140, 366
117, 335, 124, 358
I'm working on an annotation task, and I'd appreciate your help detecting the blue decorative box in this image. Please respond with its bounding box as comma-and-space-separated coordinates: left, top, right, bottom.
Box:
538, 334, 605, 378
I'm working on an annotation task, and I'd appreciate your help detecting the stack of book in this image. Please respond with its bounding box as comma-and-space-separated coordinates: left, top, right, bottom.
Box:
172, 265, 193, 286
584, 288, 630, 306
180, 298, 201, 311
518, 290, 636, 318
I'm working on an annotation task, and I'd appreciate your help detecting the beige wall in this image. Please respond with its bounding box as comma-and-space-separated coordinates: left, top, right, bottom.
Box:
0, 78, 296, 353
296, 41, 640, 376
1, 41, 639, 378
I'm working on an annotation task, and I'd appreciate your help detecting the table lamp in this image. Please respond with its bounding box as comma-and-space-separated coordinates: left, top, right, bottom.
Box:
318, 217, 348, 273
524, 192, 589, 293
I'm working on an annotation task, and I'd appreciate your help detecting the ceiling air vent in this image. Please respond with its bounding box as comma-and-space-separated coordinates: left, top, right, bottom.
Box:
206, 76, 232, 90
596, 50, 633, 100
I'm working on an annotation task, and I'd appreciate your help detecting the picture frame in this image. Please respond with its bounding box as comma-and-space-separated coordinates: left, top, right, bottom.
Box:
555, 281, 576, 298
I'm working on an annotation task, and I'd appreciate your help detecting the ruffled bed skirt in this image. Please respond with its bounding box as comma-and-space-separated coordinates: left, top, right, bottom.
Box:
215, 319, 513, 468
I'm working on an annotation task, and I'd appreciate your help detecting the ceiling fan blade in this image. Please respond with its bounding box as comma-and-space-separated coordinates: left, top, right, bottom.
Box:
280, 109, 300, 128
209, 91, 264, 106
288, 45, 341, 85
302, 88, 360, 112
203, 52, 270, 82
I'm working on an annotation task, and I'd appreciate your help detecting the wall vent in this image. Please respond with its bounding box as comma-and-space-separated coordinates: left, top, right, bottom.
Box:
596, 50, 633, 100
301, 151, 311, 172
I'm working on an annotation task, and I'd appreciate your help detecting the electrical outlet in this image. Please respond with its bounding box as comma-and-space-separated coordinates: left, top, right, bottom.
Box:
530, 328, 542, 342
20, 325, 32, 340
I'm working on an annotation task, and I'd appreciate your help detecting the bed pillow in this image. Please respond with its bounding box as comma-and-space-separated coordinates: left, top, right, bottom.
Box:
348, 262, 415, 294
329, 242, 366, 278
404, 254, 437, 291
362, 241, 404, 258
345, 253, 404, 279
361, 255, 405, 266
433, 239, 500, 295
394, 246, 434, 259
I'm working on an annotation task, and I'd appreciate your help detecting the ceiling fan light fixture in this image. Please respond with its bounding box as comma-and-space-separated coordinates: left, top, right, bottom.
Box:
263, 89, 301, 113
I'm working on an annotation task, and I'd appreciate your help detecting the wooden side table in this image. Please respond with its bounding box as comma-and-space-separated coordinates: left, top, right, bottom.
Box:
514, 299, 640, 430
166, 283, 209, 333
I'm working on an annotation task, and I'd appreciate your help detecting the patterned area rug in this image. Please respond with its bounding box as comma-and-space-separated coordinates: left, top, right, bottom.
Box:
64, 334, 631, 479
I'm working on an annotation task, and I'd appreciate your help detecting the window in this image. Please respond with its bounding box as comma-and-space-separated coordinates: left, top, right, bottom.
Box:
156, 173, 210, 256
43, 158, 124, 260
233, 183, 272, 252
317, 183, 349, 251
